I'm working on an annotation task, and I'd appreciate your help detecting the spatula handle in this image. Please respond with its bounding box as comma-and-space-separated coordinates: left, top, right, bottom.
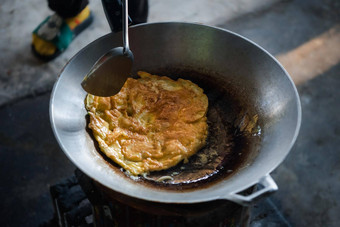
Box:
122, 0, 130, 54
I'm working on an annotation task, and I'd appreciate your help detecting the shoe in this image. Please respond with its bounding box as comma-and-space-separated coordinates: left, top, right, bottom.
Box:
31, 6, 93, 61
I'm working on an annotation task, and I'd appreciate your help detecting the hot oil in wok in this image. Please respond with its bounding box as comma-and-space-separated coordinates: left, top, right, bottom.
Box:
86, 68, 262, 190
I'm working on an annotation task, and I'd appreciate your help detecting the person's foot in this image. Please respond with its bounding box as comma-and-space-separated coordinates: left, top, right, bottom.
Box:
32, 6, 93, 61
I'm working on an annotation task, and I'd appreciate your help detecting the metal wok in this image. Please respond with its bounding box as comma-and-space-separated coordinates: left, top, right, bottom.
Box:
50, 22, 301, 206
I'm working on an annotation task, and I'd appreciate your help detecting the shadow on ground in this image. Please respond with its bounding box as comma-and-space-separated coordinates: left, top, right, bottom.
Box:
0, 94, 75, 226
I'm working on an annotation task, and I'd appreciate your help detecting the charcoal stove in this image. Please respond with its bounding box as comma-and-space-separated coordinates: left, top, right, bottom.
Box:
42, 169, 291, 227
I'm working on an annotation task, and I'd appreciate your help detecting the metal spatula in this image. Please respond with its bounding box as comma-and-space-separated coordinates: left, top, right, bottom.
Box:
81, 0, 133, 97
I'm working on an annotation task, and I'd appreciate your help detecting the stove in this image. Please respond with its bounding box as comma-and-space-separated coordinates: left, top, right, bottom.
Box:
41, 169, 291, 227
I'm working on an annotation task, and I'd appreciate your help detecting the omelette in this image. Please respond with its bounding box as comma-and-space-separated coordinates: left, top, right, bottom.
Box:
86, 71, 208, 175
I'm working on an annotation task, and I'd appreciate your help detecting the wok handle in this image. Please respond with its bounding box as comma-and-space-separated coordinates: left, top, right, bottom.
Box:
229, 174, 278, 206
101, 0, 132, 33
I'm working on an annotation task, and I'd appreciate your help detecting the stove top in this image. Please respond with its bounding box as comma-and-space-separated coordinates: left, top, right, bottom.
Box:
41, 169, 291, 227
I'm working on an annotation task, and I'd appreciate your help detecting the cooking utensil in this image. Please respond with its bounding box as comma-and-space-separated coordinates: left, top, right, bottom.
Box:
81, 0, 133, 97
50, 22, 301, 206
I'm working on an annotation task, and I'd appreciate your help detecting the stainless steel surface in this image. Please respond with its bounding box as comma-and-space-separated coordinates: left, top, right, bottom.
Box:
50, 22, 301, 205
81, 0, 133, 97
230, 175, 278, 206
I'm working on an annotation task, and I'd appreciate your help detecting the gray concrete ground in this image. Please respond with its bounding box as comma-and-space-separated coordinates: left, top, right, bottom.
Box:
220, 1, 340, 225
0, 0, 339, 226
0, 94, 75, 226
273, 63, 340, 227
0, 0, 279, 107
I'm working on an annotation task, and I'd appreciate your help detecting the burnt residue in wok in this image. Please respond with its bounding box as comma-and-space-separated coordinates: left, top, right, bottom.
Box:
86, 67, 262, 191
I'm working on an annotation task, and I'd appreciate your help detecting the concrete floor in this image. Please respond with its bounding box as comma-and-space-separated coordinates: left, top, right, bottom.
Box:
0, 94, 75, 226
0, 0, 279, 107
219, 1, 340, 225
0, 0, 339, 226
273, 62, 340, 227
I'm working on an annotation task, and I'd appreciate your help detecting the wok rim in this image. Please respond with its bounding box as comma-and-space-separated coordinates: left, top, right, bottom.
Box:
50, 22, 301, 204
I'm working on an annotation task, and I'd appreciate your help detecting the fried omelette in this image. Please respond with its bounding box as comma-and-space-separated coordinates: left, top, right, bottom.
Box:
86, 71, 208, 175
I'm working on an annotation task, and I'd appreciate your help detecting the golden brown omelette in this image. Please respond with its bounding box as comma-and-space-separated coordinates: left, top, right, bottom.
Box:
86, 71, 208, 175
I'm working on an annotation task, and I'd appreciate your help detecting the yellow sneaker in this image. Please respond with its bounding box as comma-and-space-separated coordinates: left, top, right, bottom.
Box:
32, 6, 93, 61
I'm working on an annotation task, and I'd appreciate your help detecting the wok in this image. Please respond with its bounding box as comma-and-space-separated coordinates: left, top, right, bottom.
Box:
50, 22, 301, 206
